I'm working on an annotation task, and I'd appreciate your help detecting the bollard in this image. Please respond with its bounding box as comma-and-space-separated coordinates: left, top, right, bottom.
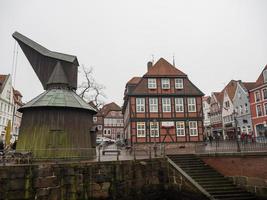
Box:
133, 144, 136, 161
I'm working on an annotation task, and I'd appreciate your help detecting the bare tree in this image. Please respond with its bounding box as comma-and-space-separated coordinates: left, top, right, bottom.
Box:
78, 65, 106, 109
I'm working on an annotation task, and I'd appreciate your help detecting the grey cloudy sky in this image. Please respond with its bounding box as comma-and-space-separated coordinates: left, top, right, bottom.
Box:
1, 0, 267, 106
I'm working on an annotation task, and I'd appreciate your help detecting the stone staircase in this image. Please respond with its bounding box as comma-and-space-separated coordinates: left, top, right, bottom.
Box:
167, 154, 258, 200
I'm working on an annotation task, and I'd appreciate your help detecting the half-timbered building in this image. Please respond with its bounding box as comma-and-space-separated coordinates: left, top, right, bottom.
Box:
122, 58, 204, 145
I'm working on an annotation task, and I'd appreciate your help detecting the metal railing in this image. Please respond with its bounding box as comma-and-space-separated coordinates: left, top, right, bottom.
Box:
195, 139, 267, 153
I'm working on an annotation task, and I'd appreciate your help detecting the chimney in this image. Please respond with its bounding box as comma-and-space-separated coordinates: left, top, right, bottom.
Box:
147, 61, 153, 71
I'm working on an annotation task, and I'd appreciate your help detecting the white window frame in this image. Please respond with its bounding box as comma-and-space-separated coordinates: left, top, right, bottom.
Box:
176, 121, 185, 136
188, 98, 196, 112
256, 104, 262, 117
162, 98, 171, 112
175, 98, 184, 112
137, 122, 146, 138
136, 98, 145, 113
189, 121, 198, 136
175, 78, 183, 89
264, 103, 267, 115
148, 78, 157, 89
93, 117, 97, 122
149, 98, 158, 113
255, 91, 261, 102
150, 122, 159, 137
97, 125, 102, 130
262, 88, 267, 100
161, 78, 170, 89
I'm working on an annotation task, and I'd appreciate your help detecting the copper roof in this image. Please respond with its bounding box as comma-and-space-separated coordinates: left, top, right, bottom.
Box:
144, 58, 187, 77
19, 89, 97, 113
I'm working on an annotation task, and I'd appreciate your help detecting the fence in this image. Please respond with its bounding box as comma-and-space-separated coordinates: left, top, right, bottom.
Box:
195, 140, 267, 154
1, 140, 267, 165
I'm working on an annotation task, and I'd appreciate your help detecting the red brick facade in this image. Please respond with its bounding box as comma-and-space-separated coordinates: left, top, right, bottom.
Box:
249, 65, 267, 137
122, 58, 204, 145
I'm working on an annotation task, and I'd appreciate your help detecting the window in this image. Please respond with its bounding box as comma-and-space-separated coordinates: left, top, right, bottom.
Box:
242, 126, 246, 133
162, 98, 171, 112
161, 78, 170, 89
176, 121, 185, 136
175, 98, 184, 112
148, 78, 157, 89
93, 117, 97, 122
264, 103, 267, 115
104, 129, 111, 135
136, 98, 145, 112
97, 125, 102, 130
263, 88, 267, 100
149, 98, 158, 112
239, 105, 243, 114
188, 98, 196, 112
150, 122, 159, 137
137, 122, 146, 137
175, 78, 183, 89
263, 69, 267, 83
189, 121, 198, 136
225, 101, 230, 108
255, 91, 261, 102
247, 125, 252, 133
245, 103, 248, 113
256, 105, 262, 117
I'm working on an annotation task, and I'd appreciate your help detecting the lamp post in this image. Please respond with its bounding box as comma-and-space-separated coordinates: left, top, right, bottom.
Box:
233, 110, 241, 152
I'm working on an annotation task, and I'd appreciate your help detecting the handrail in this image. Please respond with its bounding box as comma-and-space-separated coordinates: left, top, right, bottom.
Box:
166, 156, 215, 200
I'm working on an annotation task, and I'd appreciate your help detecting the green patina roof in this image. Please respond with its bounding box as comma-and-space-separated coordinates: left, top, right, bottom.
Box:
19, 89, 97, 113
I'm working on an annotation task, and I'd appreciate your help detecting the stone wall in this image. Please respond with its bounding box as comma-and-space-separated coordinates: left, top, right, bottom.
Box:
200, 153, 267, 198
0, 159, 169, 200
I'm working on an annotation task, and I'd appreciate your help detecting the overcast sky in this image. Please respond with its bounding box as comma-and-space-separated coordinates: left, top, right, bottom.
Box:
1, 0, 267, 106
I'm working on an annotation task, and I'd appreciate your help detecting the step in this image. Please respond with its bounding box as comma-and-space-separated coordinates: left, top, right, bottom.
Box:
201, 182, 235, 188
190, 174, 224, 179
205, 186, 240, 191
213, 193, 255, 198
196, 179, 233, 184
215, 197, 257, 200
209, 189, 246, 195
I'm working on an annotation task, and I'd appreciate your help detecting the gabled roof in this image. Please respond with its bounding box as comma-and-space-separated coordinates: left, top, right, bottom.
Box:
144, 58, 187, 77
241, 82, 256, 91
127, 77, 141, 85
223, 80, 238, 102
213, 92, 224, 105
0, 74, 9, 94
47, 61, 69, 86
96, 102, 121, 117
202, 96, 211, 104
253, 64, 267, 88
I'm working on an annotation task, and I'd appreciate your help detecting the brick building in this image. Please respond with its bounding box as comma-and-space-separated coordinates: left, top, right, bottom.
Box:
122, 58, 204, 145
249, 65, 267, 137
93, 102, 124, 140
210, 92, 223, 138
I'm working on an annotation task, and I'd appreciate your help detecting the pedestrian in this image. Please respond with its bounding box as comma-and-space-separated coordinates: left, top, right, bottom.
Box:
208, 135, 213, 146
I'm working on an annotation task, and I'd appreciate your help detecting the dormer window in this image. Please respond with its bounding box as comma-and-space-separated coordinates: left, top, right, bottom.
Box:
148, 78, 157, 89
175, 78, 183, 89
161, 78, 170, 89
263, 69, 267, 83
